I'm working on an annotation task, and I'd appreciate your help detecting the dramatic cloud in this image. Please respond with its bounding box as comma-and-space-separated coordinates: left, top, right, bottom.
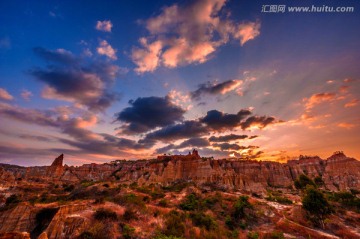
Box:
30, 47, 120, 111
115, 96, 186, 134
144, 120, 208, 142
21, 90, 33, 101
191, 80, 242, 99
200, 109, 251, 130
143, 108, 281, 143
156, 137, 210, 154
97, 40, 117, 60
209, 134, 248, 142
240, 116, 277, 130
0, 88, 13, 101
95, 20, 113, 32
0, 103, 152, 157
132, 0, 260, 72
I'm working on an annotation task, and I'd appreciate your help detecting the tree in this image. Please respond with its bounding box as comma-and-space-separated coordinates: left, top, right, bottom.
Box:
302, 186, 332, 228
294, 174, 316, 189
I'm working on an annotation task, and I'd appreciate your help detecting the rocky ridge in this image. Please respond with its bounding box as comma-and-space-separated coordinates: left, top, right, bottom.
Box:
1, 151, 359, 193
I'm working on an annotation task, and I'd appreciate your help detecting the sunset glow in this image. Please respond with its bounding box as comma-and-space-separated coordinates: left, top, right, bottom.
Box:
0, 0, 359, 166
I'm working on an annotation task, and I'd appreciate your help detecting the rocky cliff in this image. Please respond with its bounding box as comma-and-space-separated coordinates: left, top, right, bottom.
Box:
0, 152, 359, 193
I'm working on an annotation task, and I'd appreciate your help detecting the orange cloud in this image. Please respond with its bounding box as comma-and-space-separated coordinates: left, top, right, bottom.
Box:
337, 122, 355, 129
97, 40, 117, 60
0, 88, 13, 101
132, 0, 260, 73
132, 38, 162, 73
304, 92, 336, 110
344, 99, 359, 108
234, 21, 261, 46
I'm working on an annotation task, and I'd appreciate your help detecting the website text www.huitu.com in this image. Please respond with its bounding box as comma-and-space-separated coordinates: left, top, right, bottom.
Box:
261, 5, 355, 13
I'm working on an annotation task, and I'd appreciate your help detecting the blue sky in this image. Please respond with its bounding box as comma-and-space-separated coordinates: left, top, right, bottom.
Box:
0, 0, 360, 166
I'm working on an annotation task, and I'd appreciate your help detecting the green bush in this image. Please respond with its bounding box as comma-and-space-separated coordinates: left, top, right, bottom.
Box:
163, 210, 186, 237
302, 186, 332, 228
122, 224, 135, 239
268, 231, 285, 239
179, 193, 200, 211
190, 212, 217, 230
247, 231, 259, 239
94, 208, 117, 221
233, 196, 252, 219
294, 174, 316, 189
158, 199, 168, 207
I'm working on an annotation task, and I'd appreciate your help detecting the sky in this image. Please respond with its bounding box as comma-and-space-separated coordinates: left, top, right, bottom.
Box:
0, 0, 359, 166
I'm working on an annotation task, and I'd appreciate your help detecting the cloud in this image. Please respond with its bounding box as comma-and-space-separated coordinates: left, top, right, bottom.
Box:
344, 99, 359, 108
240, 116, 277, 130
143, 108, 281, 143
212, 143, 259, 151
337, 122, 355, 129
97, 40, 117, 60
144, 120, 208, 142
115, 96, 186, 134
96, 20, 113, 32
156, 137, 210, 154
200, 109, 251, 130
33, 47, 77, 65
191, 79, 242, 100
304, 92, 336, 110
21, 90, 33, 101
0, 103, 152, 157
0, 88, 14, 101
132, 0, 260, 72
30, 47, 120, 111
234, 21, 261, 46
131, 38, 162, 73
209, 134, 248, 142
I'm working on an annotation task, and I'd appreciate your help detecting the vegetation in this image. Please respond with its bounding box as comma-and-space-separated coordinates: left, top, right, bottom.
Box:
162, 210, 186, 237
265, 191, 292, 205
94, 208, 118, 221
302, 186, 332, 228
294, 174, 316, 189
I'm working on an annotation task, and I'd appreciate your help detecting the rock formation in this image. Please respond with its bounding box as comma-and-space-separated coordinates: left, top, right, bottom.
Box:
1, 152, 360, 193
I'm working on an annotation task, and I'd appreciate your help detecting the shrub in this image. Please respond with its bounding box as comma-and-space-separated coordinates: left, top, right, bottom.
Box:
247, 231, 259, 239
158, 199, 168, 207
263, 231, 285, 239
302, 186, 332, 228
123, 208, 137, 221
265, 192, 292, 205
63, 184, 75, 192
179, 193, 200, 211
294, 174, 316, 189
190, 212, 217, 230
314, 176, 324, 187
153, 235, 182, 239
94, 208, 117, 221
122, 224, 135, 239
163, 210, 186, 237
233, 196, 252, 219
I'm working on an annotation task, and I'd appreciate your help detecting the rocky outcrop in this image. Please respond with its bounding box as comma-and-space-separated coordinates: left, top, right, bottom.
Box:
42, 204, 89, 239
0, 152, 359, 193
0, 203, 36, 234
0, 167, 16, 186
